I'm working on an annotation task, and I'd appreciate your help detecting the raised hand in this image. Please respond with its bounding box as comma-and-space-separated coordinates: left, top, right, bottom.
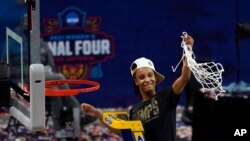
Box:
181, 32, 194, 50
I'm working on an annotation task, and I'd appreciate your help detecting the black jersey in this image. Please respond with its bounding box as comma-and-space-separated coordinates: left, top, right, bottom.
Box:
129, 87, 179, 141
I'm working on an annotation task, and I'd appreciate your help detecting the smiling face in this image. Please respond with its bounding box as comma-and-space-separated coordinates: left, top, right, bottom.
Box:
134, 67, 157, 100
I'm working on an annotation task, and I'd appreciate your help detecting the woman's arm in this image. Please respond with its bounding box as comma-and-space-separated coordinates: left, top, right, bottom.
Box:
172, 34, 194, 95
81, 103, 122, 135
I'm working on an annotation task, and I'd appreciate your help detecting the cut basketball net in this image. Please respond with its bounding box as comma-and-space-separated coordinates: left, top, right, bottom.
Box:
45, 79, 100, 96
172, 32, 225, 100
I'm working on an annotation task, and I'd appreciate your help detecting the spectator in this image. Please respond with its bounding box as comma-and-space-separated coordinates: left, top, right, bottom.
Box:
41, 38, 81, 138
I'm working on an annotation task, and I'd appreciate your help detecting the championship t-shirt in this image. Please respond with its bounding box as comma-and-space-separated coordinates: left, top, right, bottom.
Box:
129, 87, 179, 141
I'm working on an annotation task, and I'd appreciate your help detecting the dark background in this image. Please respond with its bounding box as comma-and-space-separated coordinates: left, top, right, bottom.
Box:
38, 0, 250, 108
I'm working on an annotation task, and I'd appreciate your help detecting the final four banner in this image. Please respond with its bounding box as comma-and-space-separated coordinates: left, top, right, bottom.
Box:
41, 7, 115, 79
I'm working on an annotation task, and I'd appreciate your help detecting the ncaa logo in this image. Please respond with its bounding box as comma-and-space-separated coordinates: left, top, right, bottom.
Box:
66, 12, 79, 26
58, 7, 86, 27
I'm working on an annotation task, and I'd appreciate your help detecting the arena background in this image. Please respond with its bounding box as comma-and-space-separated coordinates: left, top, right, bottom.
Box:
39, 0, 250, 108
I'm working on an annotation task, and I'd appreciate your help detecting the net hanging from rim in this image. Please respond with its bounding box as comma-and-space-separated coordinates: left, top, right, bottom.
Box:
172, 32, 225, 100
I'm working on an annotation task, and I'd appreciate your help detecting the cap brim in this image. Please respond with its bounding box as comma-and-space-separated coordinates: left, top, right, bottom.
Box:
155, 71, 165, 84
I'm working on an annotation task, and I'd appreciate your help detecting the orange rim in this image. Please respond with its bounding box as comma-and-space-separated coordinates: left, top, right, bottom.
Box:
45, 79, 100, 96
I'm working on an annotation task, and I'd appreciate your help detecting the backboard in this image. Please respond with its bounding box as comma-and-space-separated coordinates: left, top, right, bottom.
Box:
0, 0, 45, 131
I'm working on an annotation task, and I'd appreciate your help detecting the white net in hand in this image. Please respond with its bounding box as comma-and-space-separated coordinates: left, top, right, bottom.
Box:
172, 32, 225, 100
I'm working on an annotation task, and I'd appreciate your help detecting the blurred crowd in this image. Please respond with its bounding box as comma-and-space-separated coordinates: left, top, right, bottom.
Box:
0, 106, 192, 141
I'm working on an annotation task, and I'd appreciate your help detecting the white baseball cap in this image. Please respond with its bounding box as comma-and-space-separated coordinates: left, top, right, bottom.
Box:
130, 57, 165, 84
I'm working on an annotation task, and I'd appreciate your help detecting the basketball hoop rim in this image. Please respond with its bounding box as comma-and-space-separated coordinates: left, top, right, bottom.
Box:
45, 79, 100, 96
